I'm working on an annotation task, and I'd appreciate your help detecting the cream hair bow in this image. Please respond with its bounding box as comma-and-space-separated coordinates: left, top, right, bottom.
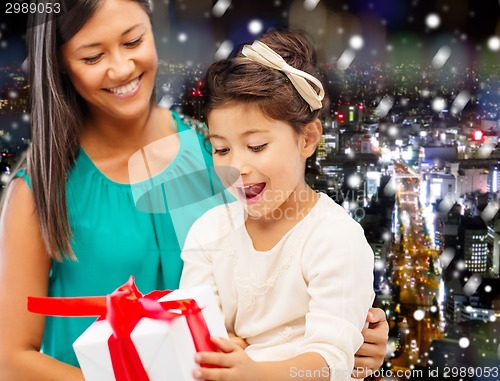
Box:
241, 40, 325, 111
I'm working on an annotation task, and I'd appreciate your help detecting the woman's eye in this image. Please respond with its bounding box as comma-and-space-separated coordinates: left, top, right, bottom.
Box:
125, 37, 143, 48
249, 144, 268, 152
214, 148, 230, 155
82, 54, 103, 64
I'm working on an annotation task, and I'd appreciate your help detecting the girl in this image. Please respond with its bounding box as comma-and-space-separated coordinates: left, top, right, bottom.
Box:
0, 1, 386, 379
180, 29, 376, 381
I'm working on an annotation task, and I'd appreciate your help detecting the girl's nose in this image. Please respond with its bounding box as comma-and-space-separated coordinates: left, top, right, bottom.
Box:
229, 153, 251, 176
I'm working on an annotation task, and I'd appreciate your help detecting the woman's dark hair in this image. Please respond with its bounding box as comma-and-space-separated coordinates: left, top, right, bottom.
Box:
202, 29, 330, 134
4, 0, 152, 260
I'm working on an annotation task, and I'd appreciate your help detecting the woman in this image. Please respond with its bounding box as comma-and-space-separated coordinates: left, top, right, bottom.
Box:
0, 1, 388, 380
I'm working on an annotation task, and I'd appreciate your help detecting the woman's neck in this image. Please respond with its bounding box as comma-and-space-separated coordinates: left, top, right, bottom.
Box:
80, 104, 170, 159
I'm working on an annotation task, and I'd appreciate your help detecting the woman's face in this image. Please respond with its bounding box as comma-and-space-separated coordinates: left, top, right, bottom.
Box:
59, 0, 157, 122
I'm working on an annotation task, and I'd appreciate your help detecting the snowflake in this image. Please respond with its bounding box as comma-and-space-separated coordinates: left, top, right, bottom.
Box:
212, 0, 231, 18
431, 97, 446, 112
215, 40, 234, 60
413, 310, 425, 321
178, 33, 188, 43
336, 49, 355, 70
304, 0, 320, 11
248, 19, 263, 35
431, 46, 451, 69
425, 13, 441, 29
459, 337, 470, 348
375, 95, 394, 118
487, 36, 500, 52
349, 35, 364, 50
347, 174, 361, 188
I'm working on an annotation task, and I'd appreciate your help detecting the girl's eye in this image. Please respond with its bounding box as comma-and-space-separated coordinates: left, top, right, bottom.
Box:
125, 37, 143, 48
82, 54, 103, 64
249, 144, 268, 152
214, 148, 230, 155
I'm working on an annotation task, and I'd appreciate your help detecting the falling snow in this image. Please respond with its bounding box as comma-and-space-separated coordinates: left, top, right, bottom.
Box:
476, 142, 495, 159
349, 35, 364, 50
336, 49, 355, 70
248, 19, 263, 35
450, 90, 471, 116
375, 95, 394, 118
487, 36, 500, 51
431, 46, 451, 69
425, 13, 441, 29
212, 0, 231, 18
463, 274, 482, 296
459, 337, 470, 348
431, 97, 446, 112
303, 0, 320, 11
214, 40, 234, 60
413, 310, 425, 321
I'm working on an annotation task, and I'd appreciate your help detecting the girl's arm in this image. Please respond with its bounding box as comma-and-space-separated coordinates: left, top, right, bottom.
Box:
0, 179, 84, 381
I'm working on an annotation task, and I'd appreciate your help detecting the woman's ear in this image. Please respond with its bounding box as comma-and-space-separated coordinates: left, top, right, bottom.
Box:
300, 119, 322, 159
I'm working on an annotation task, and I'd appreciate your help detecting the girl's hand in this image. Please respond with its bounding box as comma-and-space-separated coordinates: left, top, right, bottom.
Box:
193, 337, 262, 381
228, 332, 249, 349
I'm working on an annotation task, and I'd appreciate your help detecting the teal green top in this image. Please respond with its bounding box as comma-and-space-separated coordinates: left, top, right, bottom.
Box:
15, 112, 232, 367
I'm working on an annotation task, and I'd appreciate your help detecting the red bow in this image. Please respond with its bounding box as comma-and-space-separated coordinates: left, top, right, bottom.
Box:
28, 276, 216, 381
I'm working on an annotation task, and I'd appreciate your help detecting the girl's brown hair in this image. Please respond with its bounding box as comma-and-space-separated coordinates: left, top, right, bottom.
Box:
203, 29, 329, 134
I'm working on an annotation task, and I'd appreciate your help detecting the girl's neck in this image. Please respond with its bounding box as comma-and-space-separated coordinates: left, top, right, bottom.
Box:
244, 184, 320, 251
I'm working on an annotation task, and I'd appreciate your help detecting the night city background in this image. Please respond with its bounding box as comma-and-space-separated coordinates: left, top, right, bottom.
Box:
1, 1, 500, 380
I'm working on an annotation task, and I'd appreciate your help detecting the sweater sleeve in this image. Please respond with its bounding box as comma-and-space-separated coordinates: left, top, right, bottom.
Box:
179, 211, 218, 293
298, 214, 375, 381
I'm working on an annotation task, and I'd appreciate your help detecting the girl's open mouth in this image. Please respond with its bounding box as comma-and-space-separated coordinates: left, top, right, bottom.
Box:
236, 182, 266, 203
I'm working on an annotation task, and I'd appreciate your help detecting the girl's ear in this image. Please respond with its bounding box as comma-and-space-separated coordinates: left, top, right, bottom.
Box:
300, 119, 322, 159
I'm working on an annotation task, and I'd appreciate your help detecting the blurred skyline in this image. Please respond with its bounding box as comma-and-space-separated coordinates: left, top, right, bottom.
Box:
1, 0, 500, 67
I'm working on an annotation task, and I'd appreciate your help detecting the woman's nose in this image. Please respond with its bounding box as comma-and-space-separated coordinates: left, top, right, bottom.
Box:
107, 51, 135, 82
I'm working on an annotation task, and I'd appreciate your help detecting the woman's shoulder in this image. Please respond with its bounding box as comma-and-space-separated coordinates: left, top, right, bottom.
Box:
172, 111, 208, 138
13, 167, 31, 190
1, 175, 38, 232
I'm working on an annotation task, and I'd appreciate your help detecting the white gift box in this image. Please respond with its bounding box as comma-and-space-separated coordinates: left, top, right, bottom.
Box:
158, 285, 228, 340
73, 285, 227, 381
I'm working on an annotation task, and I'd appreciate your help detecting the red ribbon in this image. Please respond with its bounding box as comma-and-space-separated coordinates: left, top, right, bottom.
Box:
28, 276, 217, 381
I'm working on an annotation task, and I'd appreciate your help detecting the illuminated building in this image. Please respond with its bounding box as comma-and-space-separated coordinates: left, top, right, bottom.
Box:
458, 216, 488, 274
487, 164, 500, 194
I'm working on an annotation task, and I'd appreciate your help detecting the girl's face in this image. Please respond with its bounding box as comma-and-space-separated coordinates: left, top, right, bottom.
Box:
208, 102, 313, 220
60, 0, 157, 122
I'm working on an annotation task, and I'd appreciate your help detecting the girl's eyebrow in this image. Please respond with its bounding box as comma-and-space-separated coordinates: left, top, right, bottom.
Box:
208, 130, 271, 140
207, 133, 226, 140
74, 23, 144, 52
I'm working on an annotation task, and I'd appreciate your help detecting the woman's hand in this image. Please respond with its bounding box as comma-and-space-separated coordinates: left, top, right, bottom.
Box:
352, 307, 389, 378
193, 337, 262, 381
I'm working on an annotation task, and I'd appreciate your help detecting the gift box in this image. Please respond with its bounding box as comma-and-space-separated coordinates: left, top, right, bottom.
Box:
28, 277, 228, 381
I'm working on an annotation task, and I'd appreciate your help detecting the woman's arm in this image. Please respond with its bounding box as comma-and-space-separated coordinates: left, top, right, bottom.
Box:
353, 307, 389, 378
0, 179, 84, 381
